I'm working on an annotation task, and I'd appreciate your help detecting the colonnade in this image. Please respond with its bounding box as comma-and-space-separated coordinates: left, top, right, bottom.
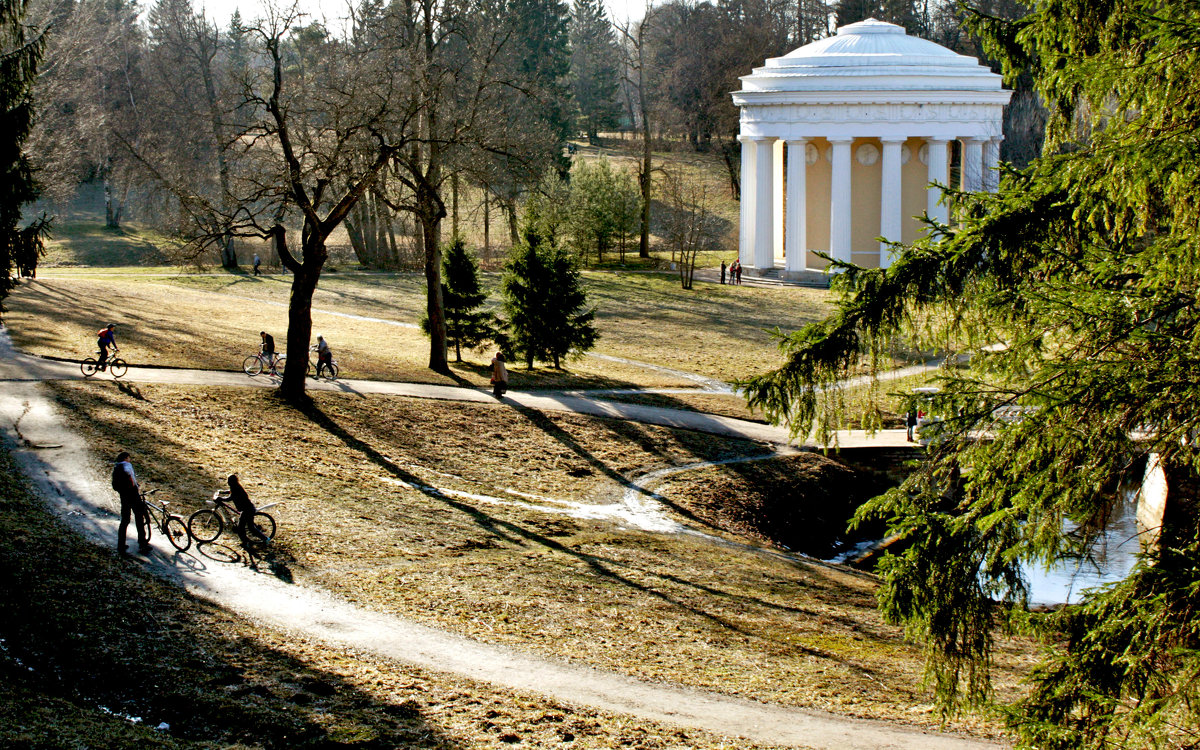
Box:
738, 134, 1003, 272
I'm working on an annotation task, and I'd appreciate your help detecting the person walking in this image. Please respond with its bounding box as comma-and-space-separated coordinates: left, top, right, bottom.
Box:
112, 451, 150, 555
905, 409, 918, 442
96, 323, 118, 370
253, 253, 261, 276
720, 260, 727, 285
734, 259, 743, 285
490, 351, 509, 398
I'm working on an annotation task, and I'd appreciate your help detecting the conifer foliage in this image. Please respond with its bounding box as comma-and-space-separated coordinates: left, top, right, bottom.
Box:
742, 1, 1200, 745
0, 0, 49, 313
422, 236, 496, 362
569, 0, 621, 143
501, 224, 597, 369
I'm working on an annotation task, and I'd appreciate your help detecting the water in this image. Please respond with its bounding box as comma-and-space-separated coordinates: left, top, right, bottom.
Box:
1023, 489, 1144, 606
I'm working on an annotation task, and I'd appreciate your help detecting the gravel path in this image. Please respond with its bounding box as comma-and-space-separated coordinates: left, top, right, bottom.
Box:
0, 327, 998, 749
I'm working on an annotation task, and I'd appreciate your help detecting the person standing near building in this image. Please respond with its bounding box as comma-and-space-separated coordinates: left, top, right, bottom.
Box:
112, 451, 150, 555
720, 260, 727, 284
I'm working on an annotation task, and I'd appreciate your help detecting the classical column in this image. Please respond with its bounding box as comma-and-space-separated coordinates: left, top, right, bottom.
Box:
738, 135, 756, 267
925, 138, 950, 226
829, 136, 854, 265
983, 136, 1003, 193
961, 137, 985, 193
773, 139, 785, 262
784, 139, 808, 272
879, 137, 905, 268
754, 136, 777, 270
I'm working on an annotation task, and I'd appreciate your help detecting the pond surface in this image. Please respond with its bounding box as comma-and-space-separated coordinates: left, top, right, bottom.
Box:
1023, 490, 1144, 606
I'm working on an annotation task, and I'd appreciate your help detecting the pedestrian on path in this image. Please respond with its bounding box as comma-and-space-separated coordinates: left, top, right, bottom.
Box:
905, 410, 918, 442
490, 351, 508, 398
112, 451, 150, 555
720, 261, 726, 284
253, 254, 261, 276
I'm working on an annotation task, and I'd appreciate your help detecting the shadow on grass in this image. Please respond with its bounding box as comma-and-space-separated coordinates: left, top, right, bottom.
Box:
0, 448, 458, 750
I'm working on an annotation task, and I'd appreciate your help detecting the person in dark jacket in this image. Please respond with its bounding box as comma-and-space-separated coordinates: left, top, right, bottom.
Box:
113, 451, 150, 554
227, 474, 270, 543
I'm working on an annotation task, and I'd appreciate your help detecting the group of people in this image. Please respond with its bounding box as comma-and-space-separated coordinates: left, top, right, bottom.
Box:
113, 452, 264, 555
259, 331, 334, 377
719, 259, 743, 285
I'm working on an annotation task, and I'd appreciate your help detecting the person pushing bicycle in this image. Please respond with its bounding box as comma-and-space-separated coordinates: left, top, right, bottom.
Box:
97, 323, 118, 371
260, 331, 276, 369
227, 474, 270, 543
112, 451, 150, 555
315, 335, 333, 378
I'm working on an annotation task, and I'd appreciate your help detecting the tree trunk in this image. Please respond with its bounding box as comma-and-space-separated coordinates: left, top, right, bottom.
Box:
483, 189, 490, 255
277, 226, 326, 400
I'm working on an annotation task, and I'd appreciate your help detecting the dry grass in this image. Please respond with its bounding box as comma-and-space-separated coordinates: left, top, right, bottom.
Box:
46, 381, 1032, 737
0, 444, 790, 749
6, 270, 831, 386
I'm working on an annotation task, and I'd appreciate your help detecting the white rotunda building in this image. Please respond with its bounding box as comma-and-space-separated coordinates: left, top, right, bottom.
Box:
730, 18, 1011, 276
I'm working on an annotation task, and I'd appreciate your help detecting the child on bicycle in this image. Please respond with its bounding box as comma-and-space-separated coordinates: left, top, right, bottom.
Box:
227, 474, 270, 543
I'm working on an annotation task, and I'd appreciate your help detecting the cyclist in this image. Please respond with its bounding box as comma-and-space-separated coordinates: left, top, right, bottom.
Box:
315, 335, 333, 378
97, 323, 117, 371
227, 474, 269, 543
112, 451, 150, 555
260, 331, 276, 370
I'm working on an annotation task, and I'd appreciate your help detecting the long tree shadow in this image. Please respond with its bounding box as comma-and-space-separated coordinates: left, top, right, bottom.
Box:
0, 448, 460, 749
298, 399, 764, 638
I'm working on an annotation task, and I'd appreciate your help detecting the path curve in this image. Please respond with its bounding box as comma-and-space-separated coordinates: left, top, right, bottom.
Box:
0, 328, 997, 749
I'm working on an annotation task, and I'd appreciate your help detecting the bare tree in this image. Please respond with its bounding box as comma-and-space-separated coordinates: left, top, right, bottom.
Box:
660, 166, 723, 289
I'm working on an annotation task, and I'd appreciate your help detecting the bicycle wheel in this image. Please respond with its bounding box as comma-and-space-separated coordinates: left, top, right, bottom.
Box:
139, 511, 153, 546
188, 508, 223, 543
243, 355, 263, 376
272, 355, 286, 376
164, 516, 191, 552
109, 358, 128, 378
81, 358, 98, 377
248, 511, 276, 542
327, 362, 339, 381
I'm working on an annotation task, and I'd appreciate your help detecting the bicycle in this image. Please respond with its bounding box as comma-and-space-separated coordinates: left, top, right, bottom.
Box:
308, 346, 339, 381
187, 490, 278, 544
82, 349, 128, 378
137, 489, 192, 552
243, 351, 287, 376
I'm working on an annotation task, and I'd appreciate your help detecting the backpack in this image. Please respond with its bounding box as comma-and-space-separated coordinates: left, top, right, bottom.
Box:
111, 462, 133, 492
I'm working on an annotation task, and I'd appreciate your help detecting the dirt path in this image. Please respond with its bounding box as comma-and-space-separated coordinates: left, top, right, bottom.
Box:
0, 328, 997, 749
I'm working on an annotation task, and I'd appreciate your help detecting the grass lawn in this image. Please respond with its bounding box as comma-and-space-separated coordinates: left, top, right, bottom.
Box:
5, 268, 833, 388
43, 380, 1032, 736
0, 444, 787, 749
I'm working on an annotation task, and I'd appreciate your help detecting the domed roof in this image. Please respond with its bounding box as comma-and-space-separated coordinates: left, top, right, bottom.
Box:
738, 18, 1005, 94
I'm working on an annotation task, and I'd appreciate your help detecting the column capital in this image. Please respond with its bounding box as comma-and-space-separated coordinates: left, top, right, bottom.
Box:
879, 136, 907, 144
737, 134, 754, 144
827, 135, 855, 143
784, 137, 809, 146
752, 135, 778, 143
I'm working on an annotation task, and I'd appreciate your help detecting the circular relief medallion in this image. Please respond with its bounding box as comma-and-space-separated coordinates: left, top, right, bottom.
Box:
805, 143, 818, 165
901, 144, 911, 165
918, 143, 929, 165
856, 144, 879, 166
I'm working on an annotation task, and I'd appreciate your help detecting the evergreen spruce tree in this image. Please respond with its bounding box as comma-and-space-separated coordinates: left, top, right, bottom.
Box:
1, 0, 49, 313
742, 2, 1200, 745
569, 0, 621, 143
501, 223, 597, 369
423, 236, 495, 363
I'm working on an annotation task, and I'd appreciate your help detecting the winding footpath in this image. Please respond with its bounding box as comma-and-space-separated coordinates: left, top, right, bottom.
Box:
0, 328, 998, 749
